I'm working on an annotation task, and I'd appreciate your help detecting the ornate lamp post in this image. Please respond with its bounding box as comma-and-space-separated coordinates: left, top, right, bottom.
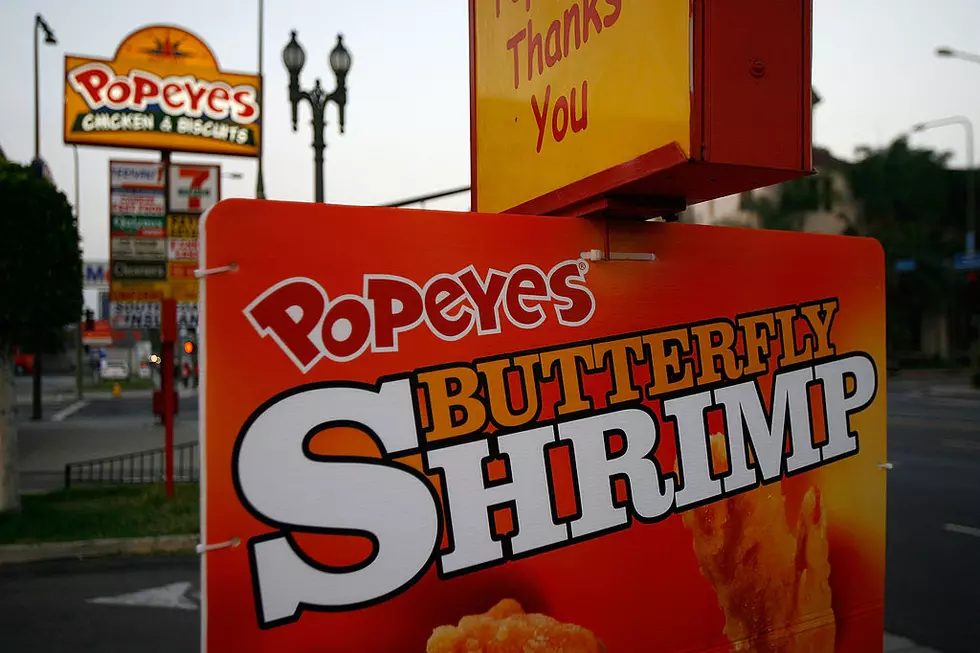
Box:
282, 31, 351, 203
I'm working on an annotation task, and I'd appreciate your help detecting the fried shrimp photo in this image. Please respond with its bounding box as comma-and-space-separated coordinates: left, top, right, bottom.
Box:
426, 599, 605, 653
682, 434, 836, 653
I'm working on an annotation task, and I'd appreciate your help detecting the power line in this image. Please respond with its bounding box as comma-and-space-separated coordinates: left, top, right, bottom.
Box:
381, 186, 470, 207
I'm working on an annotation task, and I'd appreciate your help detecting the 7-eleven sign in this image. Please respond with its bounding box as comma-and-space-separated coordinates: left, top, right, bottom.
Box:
170, 164, 220, 213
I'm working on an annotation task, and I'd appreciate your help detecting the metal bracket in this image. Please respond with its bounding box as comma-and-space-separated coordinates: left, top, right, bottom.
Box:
196, 537, 241, 554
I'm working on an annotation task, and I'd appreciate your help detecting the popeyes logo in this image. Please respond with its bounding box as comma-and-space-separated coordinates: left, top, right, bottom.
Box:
243, 260, 595, 370
67, 63, 259, 125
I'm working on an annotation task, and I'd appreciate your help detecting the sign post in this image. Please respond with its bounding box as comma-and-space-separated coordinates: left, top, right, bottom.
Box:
160, 296, 176, 498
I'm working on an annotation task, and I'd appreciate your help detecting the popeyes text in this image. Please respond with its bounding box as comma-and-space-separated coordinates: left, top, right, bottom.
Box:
234, 287, 877, 628
244, 260, 595, 370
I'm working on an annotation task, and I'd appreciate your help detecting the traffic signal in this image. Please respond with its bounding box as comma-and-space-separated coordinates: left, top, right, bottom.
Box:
183, 340, 195, 355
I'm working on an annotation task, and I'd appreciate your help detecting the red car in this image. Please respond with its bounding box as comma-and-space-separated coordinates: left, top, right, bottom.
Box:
14, 349, 35, 375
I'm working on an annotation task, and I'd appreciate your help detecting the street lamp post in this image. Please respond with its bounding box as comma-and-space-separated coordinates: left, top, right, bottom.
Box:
33, 14, 57, 164
912, 117, 976, 256
282, 31, 351, 203
936, 46, 980, 66
32, 14, 56, 422
73, 145, 83, 402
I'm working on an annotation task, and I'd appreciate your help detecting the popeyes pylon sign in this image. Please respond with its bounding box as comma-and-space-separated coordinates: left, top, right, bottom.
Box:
64, 25, 260, 157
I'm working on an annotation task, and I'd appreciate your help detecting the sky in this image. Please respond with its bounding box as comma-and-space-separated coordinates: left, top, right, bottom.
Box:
1, 0, 980, 267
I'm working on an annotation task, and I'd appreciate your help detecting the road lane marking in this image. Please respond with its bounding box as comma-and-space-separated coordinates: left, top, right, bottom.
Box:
88, 582, 198, 610
51, 400, 89, 422
943, 439, 980, 451
943, 523, 980, 538
889, 415, 979, 432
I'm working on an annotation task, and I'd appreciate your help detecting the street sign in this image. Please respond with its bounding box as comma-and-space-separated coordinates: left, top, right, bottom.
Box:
200, 200, 886, 653
470, 1, 814, 216
894, 258, 917, 272
953, 253, 980, 271
84, 260, 110, 288
64, 25, 260, 157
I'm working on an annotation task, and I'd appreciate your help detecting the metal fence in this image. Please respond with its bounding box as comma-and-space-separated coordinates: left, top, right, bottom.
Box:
64, 441, 199, 488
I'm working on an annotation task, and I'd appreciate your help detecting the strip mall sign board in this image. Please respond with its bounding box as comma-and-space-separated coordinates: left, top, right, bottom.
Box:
65, 25, 260, 157
200, 200, 886, 652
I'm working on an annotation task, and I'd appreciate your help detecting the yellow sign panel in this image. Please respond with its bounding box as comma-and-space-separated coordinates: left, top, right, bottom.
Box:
64, 25, 260, 157
472, 0, 691, 213
167, 213, 199, 239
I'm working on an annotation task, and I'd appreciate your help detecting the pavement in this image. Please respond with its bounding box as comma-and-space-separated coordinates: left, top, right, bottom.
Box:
883, 383, 980, 653
0, 372, 976, 652
14, 384, 199, 493
0, 556, 199, 653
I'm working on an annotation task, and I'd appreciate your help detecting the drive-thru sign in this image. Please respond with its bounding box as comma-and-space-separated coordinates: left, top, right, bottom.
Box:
199, 200, 886, 653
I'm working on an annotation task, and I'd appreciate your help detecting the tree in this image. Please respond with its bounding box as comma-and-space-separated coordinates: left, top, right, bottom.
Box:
841, 138, 968, 357
740, 174, 833, 232
0, 161, 82, 512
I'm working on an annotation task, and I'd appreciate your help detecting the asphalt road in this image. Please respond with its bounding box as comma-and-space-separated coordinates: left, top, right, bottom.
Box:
0, 556, 199, 653
0, 381, 977, 652
884, 389, 980, 653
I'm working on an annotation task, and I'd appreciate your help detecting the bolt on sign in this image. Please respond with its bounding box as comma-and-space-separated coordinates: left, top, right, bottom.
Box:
470, 0, 814, 216
199, 200, 886, 653
64, 25, 260, 157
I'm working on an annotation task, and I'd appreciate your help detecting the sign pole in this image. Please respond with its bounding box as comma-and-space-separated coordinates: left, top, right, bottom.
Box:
161, 299, 176, 498
161, 150, 175, 498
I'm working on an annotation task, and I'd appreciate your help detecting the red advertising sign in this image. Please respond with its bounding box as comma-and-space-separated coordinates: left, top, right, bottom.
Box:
200, 201, 887, 653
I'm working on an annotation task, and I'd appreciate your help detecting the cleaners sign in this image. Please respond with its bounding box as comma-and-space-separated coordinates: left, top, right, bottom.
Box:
200, 201, 886, 652
64, 25, 260, 157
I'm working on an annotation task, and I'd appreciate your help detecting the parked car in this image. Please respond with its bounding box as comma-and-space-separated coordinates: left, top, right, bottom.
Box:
13, 349, 35, 375
99, 359, 130, 381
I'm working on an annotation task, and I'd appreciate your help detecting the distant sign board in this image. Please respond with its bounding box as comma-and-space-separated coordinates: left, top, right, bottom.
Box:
64, 25, 260, 157
169, 238, 199, 261
110, 300, 198, 329
111, 236, 167, 261
894, 258, 917, 272
110, 161, 164, 189
111, 189, 165, 217
953, 253, 980, 271
84, 260, 110, 287
112, 260, 167, 280
168, 213, 200, 239
111, 215, 166, 237
108, 159, 214, 329
169, 165, 219, 213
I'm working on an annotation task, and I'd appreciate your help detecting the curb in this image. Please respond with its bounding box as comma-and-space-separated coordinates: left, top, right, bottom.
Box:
885, 633, 942, 652
0, 534, 199, 565
926, 387, 980, 399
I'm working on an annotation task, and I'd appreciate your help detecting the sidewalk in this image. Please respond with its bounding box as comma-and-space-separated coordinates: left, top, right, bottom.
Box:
885, 632, 942, 652
888, 369, 980, 400
14, 386, 196, 407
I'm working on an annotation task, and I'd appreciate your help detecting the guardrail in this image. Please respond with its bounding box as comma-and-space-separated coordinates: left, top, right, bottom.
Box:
64, 441, 199, 488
